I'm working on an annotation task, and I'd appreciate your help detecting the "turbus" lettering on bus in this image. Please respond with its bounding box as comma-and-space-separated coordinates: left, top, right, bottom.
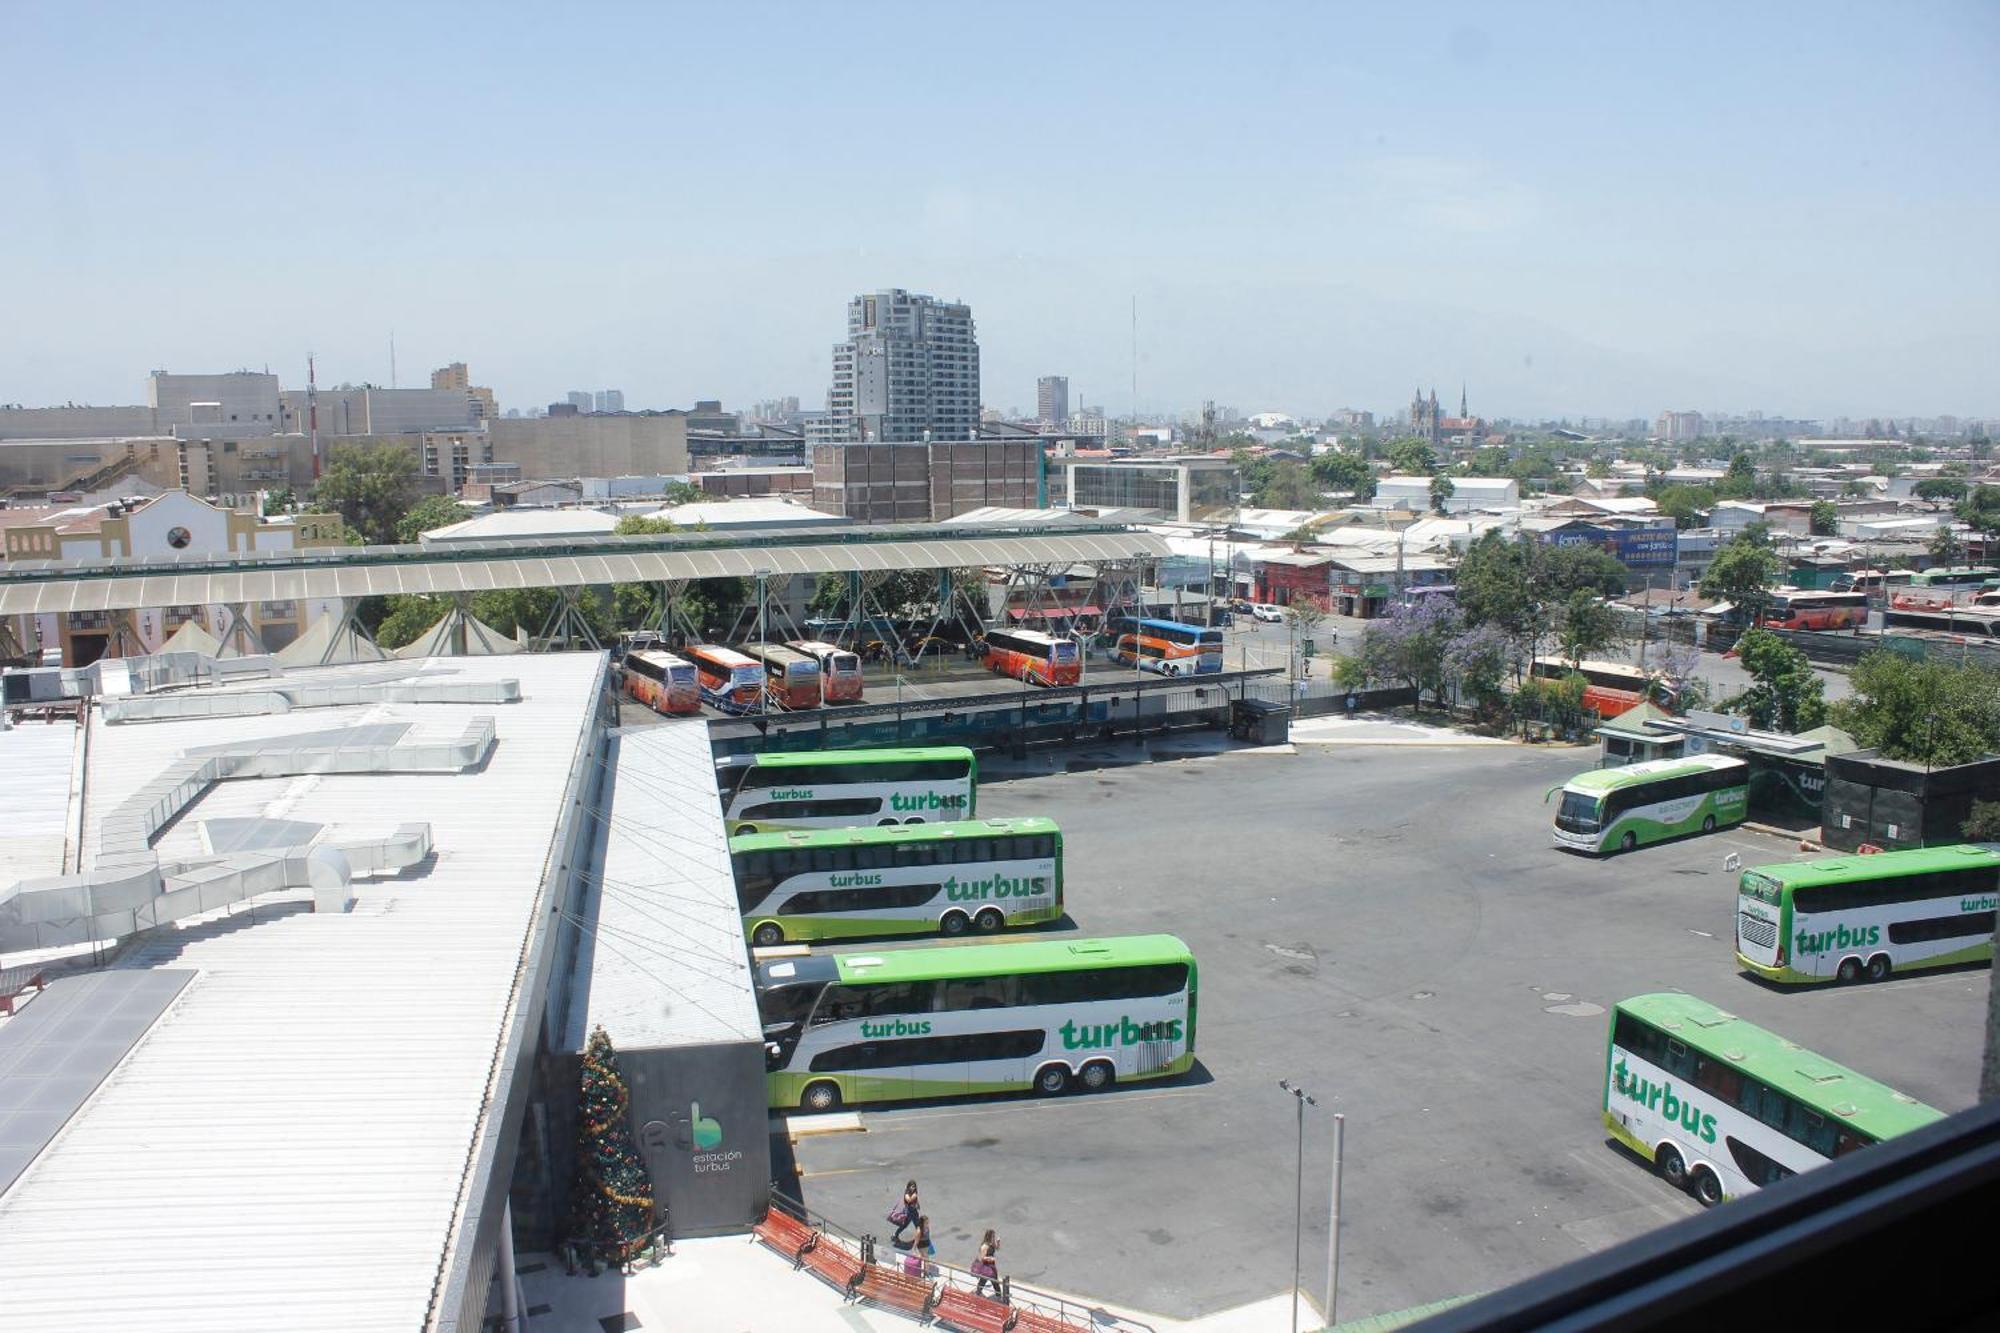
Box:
1795, 923, 1880, 956
889, 791, 968, 812
859, 1017, 933, 1038
1612, 1058, 1718, 1143
830, 872, 882, 888
1060, 1017, 1182, 1049
945, 873, 1048, 901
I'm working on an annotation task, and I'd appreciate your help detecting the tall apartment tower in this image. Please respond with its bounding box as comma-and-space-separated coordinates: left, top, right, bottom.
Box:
1037, 376, 1069, 426
594, 389, 625, 414
819, 289, 980, 444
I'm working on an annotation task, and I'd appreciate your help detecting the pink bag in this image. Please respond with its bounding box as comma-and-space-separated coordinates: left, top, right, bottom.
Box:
903, 1251, 924, 1277
971, 1257, 998, 1278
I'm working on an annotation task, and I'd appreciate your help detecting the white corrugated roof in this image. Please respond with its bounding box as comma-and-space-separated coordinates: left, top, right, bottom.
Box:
568, 724, 757, 1051
0, 721, 76, 885
0, 653, 603, 1332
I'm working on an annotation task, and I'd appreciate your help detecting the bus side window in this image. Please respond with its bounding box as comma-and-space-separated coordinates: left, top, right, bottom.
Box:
1692, 1056, 1741, 1103
940, 974, 1016, 1010
1662, 1038, 1695, 1079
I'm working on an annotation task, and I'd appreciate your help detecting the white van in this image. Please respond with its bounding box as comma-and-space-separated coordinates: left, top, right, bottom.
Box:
1251, 604, 1285, 623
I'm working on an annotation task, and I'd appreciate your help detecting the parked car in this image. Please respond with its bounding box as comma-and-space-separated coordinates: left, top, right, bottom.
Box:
1251, 603, 1285, 623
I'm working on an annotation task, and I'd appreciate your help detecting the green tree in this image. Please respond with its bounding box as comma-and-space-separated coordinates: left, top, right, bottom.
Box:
1913, 478, 1968, 509
375, 594, 449, 650
1653, 484, 1715, 530
310, 443, 419, 545
569, 1026, 657, 1265
1700, 530, 1784, 622
1957, 484, 2000, 538
660, 481, 705, 506
1831, 652, 2000, 766
1584, 458, 1611, 479
1808, 500, 1839, 536
614, 514, 677, 536
1929, 525, 1965, 563
1428, 474, 1455, 513
1310, 450, 1377, 502
1963, 799, 2000, 840
1726, 628, 1828, 732
1387, 437, 1438, 475
261, 485, 296, 516
1467, 446, 1511, 475
1543, 544, 1630, 600
395, 494, 470, 544
1254, 460, 1320, 509
1555, 590, 1622, 665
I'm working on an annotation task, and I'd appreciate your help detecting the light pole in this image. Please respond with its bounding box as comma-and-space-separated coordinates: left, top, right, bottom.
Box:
754, 568, 771, 714
1279, 1079, 1316, 1333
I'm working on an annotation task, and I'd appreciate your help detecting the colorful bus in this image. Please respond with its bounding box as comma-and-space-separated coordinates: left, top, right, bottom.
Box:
1551, 755, 1748, 854
981, 628, 1082, 687
684, 643, 767, 714
1530, 658, 1677, 718
1760, 589, 1869, 631
722, 746, 976, 834
1905, 565, 1998, 589
757, 934, 1197, 1111
732, 816, 1061, 946
620, 649, 700, 716
738, 641, 823, 711
1735, 843, 2000, 985
1604, 993, 1942, 1207
788, 639, 865, 703
1108, 617, 1224, 676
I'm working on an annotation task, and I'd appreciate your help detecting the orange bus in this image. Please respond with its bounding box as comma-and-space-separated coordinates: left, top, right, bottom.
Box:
1760, 589, 1868, 631
621, 649, 701, 716
1108, 616, 1225, 677
981, 628, 1082, 687
684, 643, 767, 714
738, 642, 823, 711
1531, 658, 1677, 719
788, 639, 864, 703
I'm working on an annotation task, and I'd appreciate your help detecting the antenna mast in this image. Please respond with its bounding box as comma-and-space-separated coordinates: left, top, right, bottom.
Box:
308, 353, 321, 481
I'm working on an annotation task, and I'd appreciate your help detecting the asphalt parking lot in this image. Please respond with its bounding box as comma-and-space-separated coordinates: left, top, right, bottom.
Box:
777, 742, 1988, 1322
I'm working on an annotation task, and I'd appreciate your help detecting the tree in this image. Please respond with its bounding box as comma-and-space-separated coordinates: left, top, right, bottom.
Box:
1653, 484, 1714, 530
660, 481, 705, 506
1584, 459, 1611, 479
310, 443, 419, 545
614, 514, 677, 536
1429, 474, 1456, 513
1285, 596, 1326, 637
1715, 451, 1758, 500
1831, 652, 2000, 767
1445, 623, 1511, 715
1914, 477, 1968, 509
1542, 544, 1630, 600
1957, 484, 2000, 539
1387, 437, 1438, 475
1555, 590, 1622, 666
261, 486, 296, 516
1359, 597, 1459, 707
569, 1026, 657, 1265
1964, 799, 2000, 841
1929, 525, 1965, 564
375, 594, 449, 649
1808, 500, 1839, 536
395, 494, 470, 545
1310, 450, 1377, 502
1700, 530, 1783, 622
1254, 461, 1321, 510
1725, 628, 1828, 733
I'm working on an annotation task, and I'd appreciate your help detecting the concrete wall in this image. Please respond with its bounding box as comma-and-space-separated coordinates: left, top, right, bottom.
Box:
929, 441, 1040, 518
489, 414, 689, 481
0, 437, 181, 491
0, 406, 157, 441
280, 388, 476, 437
150, 372, 281, 440
812, 443, 932, 522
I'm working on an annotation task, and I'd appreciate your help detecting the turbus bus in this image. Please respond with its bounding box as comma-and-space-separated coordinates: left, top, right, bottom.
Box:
619, 649, 700, 716
722, 746, 976, 834
1530, 657, 1677, 718
738, 641, 823, 711
1734, 843, 2000, 985
684, 643, 767, 714
1604, 992, 1942, 1207
1760, 588, 1869, 631
731, 816, 1061, 946
1551, 755, 1748, 854
788, 639, 865, 703
757, 934, 1196, 1111
1107, 617, 1224, 676
1905, 565, 1998, 590
981, 627, 1082, 687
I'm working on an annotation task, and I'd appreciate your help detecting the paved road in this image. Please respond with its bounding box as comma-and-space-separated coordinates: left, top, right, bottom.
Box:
782, 743, 1987, 1322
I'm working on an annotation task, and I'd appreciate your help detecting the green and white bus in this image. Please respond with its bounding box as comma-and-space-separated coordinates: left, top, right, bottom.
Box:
722, 746, 976, 834
1605, 993, 1942, 1207
1551, 755, 1749, 854
1735, 844, 2000, 985
732, 817, 1062, 946
757, 934, 1197, 1111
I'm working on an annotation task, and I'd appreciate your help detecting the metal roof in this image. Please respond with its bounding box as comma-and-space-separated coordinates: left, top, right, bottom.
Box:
0, 521, 1168, 614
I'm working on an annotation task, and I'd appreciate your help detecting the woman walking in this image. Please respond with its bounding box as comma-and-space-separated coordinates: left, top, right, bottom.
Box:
971, 1228, 1001, 1299
888, 1179, 921, 1244
901, 1215, 936, 1279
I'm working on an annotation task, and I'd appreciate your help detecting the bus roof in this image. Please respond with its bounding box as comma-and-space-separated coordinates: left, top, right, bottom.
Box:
832, 934, 1192, 985
787, 640, 856, 656
730, 815, 1052, 854
1532, 657, 1658, 679
627, 649, 691, 668
684, 642, 758, 665
1742, 842, 2000, 890
1562, 754, 1746, 794
1615, 993, 1943, 1139
745, 745, 974, 770
1115, 616, 1211, 632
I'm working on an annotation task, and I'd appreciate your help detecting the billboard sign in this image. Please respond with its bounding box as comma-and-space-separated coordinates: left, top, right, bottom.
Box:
1545, 525, 1678, 568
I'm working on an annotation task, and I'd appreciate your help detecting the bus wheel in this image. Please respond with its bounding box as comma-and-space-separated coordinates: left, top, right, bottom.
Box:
1701, 815, 1716, 834
1079, 1061, 1115, 1093
1866, 954, 1892, 983
801, 1081, 842, 1114
974, 908, 1005, 933
751, 922, 784, 948
1620, 831, 1637, 853
1692, 1168, 1724, 1208
1837, 957, 1864, 984
736, 825, 757, 836
1655, 1144, 1688, 1188
904, 817, 924, 825
941, 911, 971, 937
1034, 1064, 1072, 1096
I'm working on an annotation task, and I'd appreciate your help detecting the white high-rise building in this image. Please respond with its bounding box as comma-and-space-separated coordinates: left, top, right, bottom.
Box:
1037, 375, 1069, 426
817, 289, 980, 444
594, 389, 625, 414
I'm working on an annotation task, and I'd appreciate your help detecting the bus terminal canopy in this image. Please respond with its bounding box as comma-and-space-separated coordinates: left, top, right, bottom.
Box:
0, 520, 1170, 615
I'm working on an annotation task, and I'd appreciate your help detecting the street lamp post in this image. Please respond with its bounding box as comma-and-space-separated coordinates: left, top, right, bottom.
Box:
1279, 1079, 1317, 1333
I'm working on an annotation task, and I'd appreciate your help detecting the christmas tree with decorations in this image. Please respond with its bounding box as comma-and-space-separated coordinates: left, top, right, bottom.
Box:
570, 1025, 657, 1264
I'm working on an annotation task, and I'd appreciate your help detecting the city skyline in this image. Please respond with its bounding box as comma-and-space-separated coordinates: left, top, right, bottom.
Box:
3, 4, 1996, 420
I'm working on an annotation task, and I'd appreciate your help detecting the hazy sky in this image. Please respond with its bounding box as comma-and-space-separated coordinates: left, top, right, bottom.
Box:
4, 2, 1996, 422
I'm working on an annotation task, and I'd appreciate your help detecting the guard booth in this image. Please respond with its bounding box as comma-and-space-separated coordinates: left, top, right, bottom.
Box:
1229, 698, 1290, 745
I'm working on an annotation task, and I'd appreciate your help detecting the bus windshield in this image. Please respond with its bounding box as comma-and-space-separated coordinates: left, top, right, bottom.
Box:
1556, 790, 1602, 832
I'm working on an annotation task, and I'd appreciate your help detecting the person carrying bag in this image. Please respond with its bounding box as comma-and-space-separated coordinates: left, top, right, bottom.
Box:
970, 1229, 1001, 1298
900, 1215, 936, 1278
887, 1178, 920, 1243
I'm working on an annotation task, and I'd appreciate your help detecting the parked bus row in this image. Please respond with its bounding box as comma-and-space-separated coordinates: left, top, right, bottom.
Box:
618, 639, 865, 716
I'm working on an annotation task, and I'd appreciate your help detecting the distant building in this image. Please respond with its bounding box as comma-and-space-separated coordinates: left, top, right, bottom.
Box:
279, 387, 475, 438
819, 289, 980, 444
149, 371, 283, 441
594, 389, 625, 414
431, 362, 498, 422
1329, 408, 1375, 431
810, 441, 1039, 522
1376, 474, 1519, 514
487, 412, 688, 481
566, 391, 594, 412
1037, 376, 1069, 426
1409, 385, 1485, 447
1656, 410, 1706, 442
1061, 456, 1238, 523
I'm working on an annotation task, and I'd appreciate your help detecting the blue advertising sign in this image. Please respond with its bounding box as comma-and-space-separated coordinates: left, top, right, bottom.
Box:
1545, 525, 1678, 568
